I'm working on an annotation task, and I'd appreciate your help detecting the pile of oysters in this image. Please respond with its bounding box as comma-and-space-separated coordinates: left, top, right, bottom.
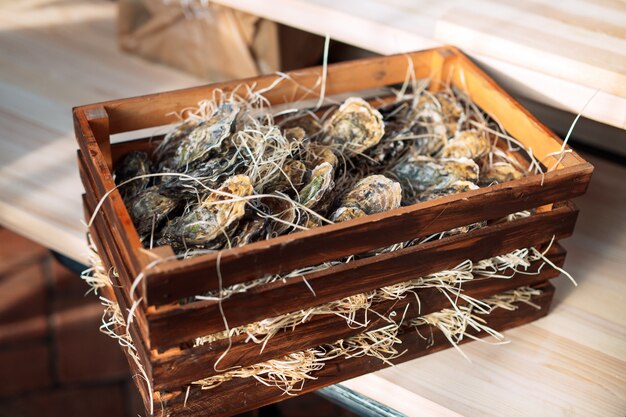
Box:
114, 89, 526, 254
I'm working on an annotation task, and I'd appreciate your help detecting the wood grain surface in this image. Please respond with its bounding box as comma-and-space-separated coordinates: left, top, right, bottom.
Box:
210, 0, 626, 129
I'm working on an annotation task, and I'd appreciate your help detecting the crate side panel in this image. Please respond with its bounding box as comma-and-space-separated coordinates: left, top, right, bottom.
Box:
147, 204, 576, 346
146, 166, 590, 305
152, 246, 564, 390
161, 284, 555, 417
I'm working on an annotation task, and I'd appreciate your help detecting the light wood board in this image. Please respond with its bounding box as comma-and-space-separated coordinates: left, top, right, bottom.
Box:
211, 0, 626, 130
0, 0, 202, 262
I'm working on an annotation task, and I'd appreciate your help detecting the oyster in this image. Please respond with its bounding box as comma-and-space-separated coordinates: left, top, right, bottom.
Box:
129, 186, 177, 237
115, 151, 152, 200
421, 180, 480, 202
392, 150, 479, 202
158, 147, 246, 197
324, 98, 385, 154
169, 103, 240, 170
283, 127, 306, 144
266, 159, 308, 193
298, 162, 334, 209
261, 195, 298, 235
154, 119, 198, 169
434, 91, 463, 137
330, 175, 402, 222
406, 94, 450, 156
304, 143, 338, 169
439, 130, 490, 160
480, 162, 524, 185
159, 175, 253, 247
231, 217, 268, 247
279, 111, 323, 138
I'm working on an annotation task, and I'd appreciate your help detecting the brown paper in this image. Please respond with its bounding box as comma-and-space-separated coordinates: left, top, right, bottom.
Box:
118, 0, 280, 81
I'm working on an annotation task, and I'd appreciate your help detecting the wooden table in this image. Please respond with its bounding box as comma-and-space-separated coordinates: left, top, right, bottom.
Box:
0, 1, 624, 416
212, 0, 626, 132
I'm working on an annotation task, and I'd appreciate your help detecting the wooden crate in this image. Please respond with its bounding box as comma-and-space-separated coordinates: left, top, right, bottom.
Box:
83, 191, 561, 416
74, 46, 592, 415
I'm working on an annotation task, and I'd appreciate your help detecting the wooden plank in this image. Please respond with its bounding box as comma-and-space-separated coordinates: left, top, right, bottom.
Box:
82, 196, 154, 381
82, 192, 152, 353
74, 110, 147, 280
144, 167, 590, 306
207, 0, 626, 129
151, 245, 564, 390
147, 203, 577, 346
449, 49, 585, 170
78, 153, 151, 322
159, 283, 555, 417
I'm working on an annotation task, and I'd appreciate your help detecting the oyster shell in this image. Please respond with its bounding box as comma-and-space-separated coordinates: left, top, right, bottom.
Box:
266, 159, 308, 193
154, 119, 198, 169
331, 175, 402, 222
421, 180, 479, 202
435, 91, 463, 137
279, 111, 323, 138
298, 162, 335, 209
160, 175, 253, 247
129, 186, 177, 237
170, 103, 240, 170
439, 130, 490, 160
283, 127, 306, 144
231, 217, 268, 247
392, 150, 479, 202
304, 143, 338, 169
115, 151, 152, 200
479, 162, 524, 185
158, 147, 246, 197
261, 195, 298, 235
324, 97, 385, 154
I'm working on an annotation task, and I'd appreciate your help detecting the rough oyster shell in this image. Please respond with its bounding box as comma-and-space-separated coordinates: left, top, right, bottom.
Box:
434, 91, 463, 137
331, 175, 402, 222
324, 97, 385, 154
479, 162, 524, 185
421, 180, 480, 202
170, 103, 240, 170
298, 162, 335, 209
160, 175, 253, 246
279, 112, 323, 138
266, 159, 308, 193
158, 146, 246, 197
439, 130, 490, 160
261, 195, 298, 235
392, 150, 479, 202
115, 151, 152, 200
304, 143, 338, 169
129, 186, 177, 237
231, 217, 268, 247
154, 119, 198, 169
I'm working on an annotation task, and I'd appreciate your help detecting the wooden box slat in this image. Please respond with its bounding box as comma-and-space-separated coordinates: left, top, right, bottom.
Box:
146, 202, 577, 346
161, 283, 555, 417
150, 249, 564, 391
